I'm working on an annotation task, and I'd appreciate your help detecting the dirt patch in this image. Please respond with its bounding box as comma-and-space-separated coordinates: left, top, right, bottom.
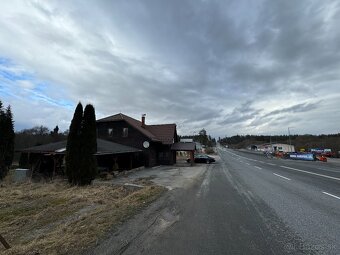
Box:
0, 179, 166, 255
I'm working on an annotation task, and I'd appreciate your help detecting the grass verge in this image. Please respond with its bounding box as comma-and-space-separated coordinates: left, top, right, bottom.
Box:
0, 179, 166, 255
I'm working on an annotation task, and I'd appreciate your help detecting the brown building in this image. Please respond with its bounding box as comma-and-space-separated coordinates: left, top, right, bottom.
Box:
96, 113, 178, 167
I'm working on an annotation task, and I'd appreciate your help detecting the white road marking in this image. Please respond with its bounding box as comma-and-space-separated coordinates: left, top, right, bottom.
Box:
317, 168, 340, 174
280, 166, 340, 181
226, 150, 261, 162
322, 192, 340, 200
273, 173, 291, 181
254, 166, 262, 170
223, 150, 340, 183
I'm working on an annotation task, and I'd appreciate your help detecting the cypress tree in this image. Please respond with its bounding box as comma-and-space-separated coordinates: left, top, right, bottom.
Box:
79, 104, 97, 185
66, 102, 83, 184
66, 103, 98, 185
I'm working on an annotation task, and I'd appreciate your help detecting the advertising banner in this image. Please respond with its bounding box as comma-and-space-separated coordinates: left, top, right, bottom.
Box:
289, 153, 315, 161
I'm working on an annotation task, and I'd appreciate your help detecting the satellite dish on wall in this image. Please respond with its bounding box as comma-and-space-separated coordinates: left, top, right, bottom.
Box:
143, 141, 150, 148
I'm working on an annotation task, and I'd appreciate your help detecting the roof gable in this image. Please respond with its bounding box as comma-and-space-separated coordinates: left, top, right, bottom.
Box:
97, 113, 176, 144
97, 113, 160, 142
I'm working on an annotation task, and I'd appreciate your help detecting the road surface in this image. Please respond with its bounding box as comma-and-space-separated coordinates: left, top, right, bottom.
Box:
90, 148, 340, 255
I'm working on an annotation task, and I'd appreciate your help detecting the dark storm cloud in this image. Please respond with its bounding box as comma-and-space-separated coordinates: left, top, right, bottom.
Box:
1, 0, 340, 136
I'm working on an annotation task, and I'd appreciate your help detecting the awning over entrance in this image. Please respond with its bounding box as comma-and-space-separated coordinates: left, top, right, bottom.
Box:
18, 139, 143, 177
19, 139, 141, 155
171, 142, 196, 151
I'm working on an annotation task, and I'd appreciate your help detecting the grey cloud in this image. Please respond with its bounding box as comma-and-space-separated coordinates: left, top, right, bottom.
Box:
218, 101, 262, 125
263, 102, 319, 118
1, 0, 340, 136
248, 102, 320, 128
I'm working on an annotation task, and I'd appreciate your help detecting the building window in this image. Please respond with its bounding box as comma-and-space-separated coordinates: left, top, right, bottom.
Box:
108, 128, 113, 137
122, 128, 128, 137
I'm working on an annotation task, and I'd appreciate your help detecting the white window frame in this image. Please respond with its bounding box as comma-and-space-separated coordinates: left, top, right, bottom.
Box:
122, 127, 128, 137
108, 128, 113, 137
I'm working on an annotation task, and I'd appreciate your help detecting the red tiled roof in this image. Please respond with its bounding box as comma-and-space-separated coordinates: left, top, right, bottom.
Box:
97, 113, 176, 144
171, 142, 196, 151
146, 124, 176, 145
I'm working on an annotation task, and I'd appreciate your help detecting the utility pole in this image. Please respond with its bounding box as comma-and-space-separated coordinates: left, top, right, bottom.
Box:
288, 127, 293, 152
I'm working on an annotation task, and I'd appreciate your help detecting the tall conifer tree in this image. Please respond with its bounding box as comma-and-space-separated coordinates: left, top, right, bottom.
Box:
0, 100, 5, 178
66, 103, 97, 185
0, 100, 15, 179
66, 102, 83, 184
79, 104, 97, 185
4, 106, 14, 168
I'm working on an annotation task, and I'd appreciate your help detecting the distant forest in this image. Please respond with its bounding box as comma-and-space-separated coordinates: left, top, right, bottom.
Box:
219, 134, 340, 155
15, 125, 67, 149
13, 125, 67, 162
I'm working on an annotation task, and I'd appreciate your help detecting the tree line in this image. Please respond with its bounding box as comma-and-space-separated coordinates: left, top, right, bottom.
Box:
15, 125, 68, 150
0, 100, 14, 179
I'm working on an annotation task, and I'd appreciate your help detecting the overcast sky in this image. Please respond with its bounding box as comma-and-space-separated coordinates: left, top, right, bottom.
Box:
0, 0, 339, 137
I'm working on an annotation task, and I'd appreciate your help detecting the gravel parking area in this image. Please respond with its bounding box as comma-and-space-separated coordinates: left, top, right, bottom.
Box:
94, 162, 211, 191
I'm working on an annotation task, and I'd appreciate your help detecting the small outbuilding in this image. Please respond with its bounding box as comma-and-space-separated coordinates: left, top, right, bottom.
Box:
171, 142, 196, 166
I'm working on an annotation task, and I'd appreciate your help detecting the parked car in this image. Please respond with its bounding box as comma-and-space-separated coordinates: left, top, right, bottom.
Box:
187, 154, 215, 164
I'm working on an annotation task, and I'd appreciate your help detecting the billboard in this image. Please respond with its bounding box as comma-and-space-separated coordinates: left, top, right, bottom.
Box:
310, 148, 332, 154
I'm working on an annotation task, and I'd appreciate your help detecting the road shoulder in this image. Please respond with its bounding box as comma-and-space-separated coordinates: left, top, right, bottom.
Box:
84, 164, 209, 255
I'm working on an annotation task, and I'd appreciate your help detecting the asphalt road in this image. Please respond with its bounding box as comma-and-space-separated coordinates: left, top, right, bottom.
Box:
138, 148, 340, 255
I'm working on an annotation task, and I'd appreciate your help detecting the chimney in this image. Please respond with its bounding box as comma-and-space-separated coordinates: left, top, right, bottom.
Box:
141, 114, 146, 128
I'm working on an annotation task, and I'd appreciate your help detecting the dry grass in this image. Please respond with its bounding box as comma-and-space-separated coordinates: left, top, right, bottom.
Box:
0, 178, 166, 255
